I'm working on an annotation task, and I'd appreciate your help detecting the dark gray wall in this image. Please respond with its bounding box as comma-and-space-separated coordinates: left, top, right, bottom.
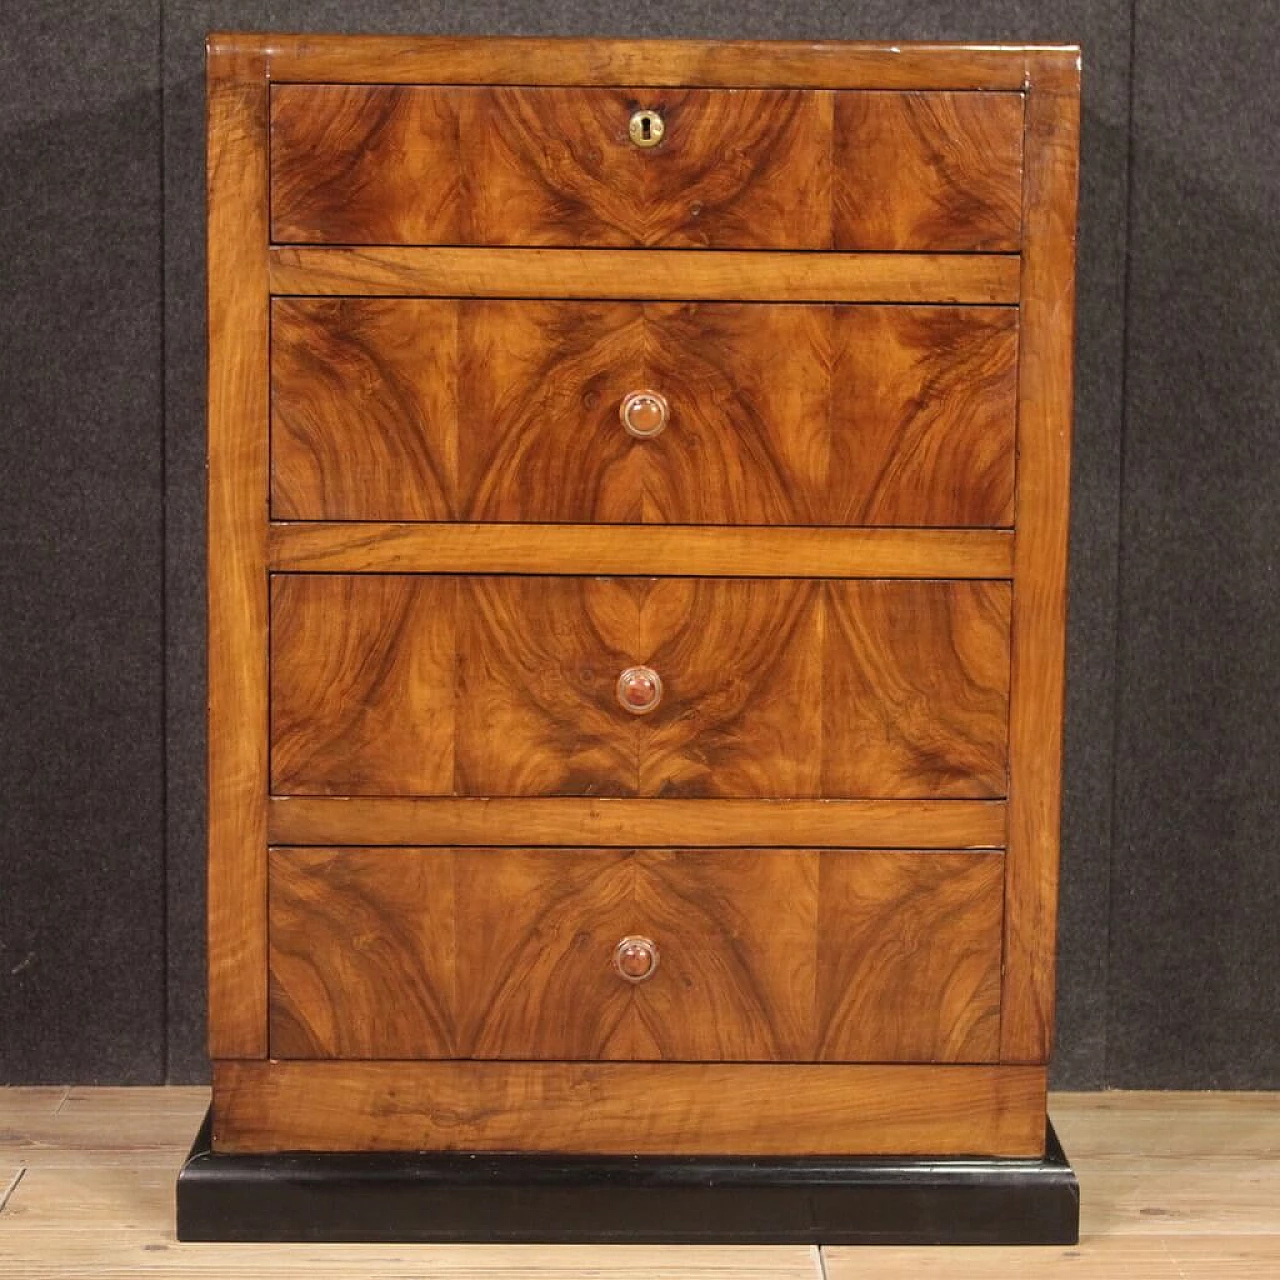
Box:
0, 2, 165, 1082
1, 1, 1275, 1088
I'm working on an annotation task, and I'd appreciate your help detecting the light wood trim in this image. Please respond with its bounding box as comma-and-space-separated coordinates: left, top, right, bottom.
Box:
211, 1061, 1047, 1156
206, 46, 269, 1057
267, 247, 1021, 304
207, 33, 1074, 91
267, 797, 1007, 849
268, 523, 1015, 579
1002, 64, 1080, 1062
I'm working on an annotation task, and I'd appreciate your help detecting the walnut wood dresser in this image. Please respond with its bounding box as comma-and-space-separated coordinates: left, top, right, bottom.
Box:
187, 32, 1081, 1244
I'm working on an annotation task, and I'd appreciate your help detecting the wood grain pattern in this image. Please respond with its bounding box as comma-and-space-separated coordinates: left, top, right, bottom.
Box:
268, 246, 1022, 303
269, 576, 1010, 799
270, 298, 459, 521
834, 92, 1023, 251
816, 851, 1003, 1061
267, 796, 1008, 849
270, 83, 1021, 250
453, 578, 637, 798
636, 579, 824, 798
268, 522, 1016, 579
271, 299, 1016, 526
269, 575, 458, 796
211, 1060, 1048, 1156
268, 847, 1003, 1064
271, 85, 832, 249
1002, 69, 1081, 1064
221, 33, 1076, 92
822, 580, 1011, 797
205, 44, 269, 1058
268, 849, 814, 1061
829, 306, 1017, 525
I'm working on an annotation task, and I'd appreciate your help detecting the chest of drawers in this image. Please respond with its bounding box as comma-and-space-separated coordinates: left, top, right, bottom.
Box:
195, 32, 1080, 1241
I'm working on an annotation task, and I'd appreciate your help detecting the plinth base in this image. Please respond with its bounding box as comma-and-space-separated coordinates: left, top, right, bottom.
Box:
176, 1110, 1078, 1244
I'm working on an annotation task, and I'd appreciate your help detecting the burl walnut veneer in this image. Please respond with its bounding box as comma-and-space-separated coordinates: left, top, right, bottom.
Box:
206, 34, 1080, 1167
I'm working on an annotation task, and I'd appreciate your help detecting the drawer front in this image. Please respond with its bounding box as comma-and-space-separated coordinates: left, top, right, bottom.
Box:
269, 575, 1010, 799
269, 85, 1021, 250
268, 847, 1004, 1063
271, 299, 1016, 527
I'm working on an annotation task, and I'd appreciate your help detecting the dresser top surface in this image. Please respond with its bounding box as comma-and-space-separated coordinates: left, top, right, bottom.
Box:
206, 33, 1081, 92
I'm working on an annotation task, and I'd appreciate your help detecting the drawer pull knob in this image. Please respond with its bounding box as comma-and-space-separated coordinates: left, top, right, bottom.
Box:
628, 109, 665, 148
614, 936, 660, 983
620, 389, 669, 439
617, 665, 663, 715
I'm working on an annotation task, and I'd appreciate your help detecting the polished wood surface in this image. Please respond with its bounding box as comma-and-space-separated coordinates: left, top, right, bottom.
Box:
834, 92, 1023, 251
816, 850, 1003, 1061
213, 33, 1077, 91
267, 796, 1008, 849
271, 85, 832, 249
269, 576, 1010, 799
204, 35, 1079, 1159
7, 1088, 1278, 1275
271, 299, 1016, 526
268, 847, 1003, 1063
267, 246, 1022, 303
205, 44, 269, 1059
1002, 64, 1081, 1064
269, 574, 458, 798
268, 522, 1016, 579
211, 1061, 1047, 1156
271, 85, 1021, 251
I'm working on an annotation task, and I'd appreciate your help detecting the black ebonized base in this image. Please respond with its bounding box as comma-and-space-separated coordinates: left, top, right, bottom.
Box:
176, 1110, 1078, 1244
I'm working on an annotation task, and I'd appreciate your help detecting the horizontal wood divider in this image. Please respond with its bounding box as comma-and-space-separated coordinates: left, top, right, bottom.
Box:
267, 797, 1007, 849
220, 33, 1074, 91
268, 523, 1015, 578
212, 1061, 1047, 1156
267, 247, 1021, 304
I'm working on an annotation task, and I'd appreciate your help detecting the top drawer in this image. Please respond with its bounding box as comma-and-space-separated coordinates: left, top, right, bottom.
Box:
270, 86, 1023, 250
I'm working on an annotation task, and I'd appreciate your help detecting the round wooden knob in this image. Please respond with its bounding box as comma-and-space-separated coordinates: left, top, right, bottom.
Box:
617, 666, 663, 714
619, 389, 669, 438
613, 936, 659, 983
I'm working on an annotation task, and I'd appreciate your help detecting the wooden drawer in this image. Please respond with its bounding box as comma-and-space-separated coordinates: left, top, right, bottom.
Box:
268, 847, 1004, 1063
269, 85, 1022, 250
271, 299, 1017, 526
270, 574, 1010, 800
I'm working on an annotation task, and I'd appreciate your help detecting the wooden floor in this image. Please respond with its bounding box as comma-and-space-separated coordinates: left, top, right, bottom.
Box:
0, 1090, 1276, 1277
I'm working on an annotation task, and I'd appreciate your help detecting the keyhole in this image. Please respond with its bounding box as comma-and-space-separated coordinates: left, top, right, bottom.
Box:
629, 109, 664, 148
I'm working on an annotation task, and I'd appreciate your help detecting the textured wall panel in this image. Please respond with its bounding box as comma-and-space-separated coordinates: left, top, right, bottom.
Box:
1111, 0, 1280, 1087
0, 2, 164, 1082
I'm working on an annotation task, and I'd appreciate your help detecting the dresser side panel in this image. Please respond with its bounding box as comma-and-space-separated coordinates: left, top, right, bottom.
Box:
206, 46, 270, 1057
1003, 60, 1081, 1063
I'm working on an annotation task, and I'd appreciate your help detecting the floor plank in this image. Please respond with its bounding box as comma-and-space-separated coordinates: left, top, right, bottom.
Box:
1053, 1092, 1280, 1159
825, 1234, 1280, 1279
0, 1090, 1278, 1277
0, 1151, 818, 1278
0, 1087, 69, 1150
1162, 1234, 1280, 1278
0, 1166, 25, 1213
1079, 1159, 1280, 1235
0, 1087, 207, 1168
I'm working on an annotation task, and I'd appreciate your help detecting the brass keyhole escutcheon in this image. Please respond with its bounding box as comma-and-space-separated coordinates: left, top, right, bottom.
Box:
628, 109, 665, 148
